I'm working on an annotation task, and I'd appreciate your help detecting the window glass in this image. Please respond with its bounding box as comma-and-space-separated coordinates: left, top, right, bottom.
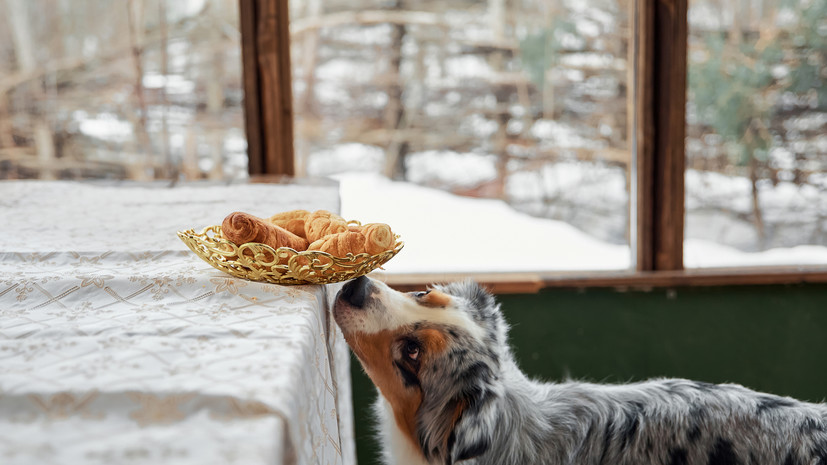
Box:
685, 0, 827, 267
0, 0, 246, 181
290, 0, 634, 273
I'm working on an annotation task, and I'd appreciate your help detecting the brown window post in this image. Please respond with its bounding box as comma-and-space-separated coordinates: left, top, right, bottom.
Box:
240, 0, 295, 177
634, 0, 688, 272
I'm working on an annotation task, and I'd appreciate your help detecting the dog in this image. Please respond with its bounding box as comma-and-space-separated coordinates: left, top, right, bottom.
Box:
333, 276, 827, 465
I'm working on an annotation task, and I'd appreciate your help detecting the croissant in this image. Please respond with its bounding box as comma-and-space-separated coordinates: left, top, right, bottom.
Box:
304, 210, 349, 242
307, 224, 395, 256
222, 212, 309, 251
268, 209, 311, 239
308, 231, 368, 256
269, 210, 310, 222
360, 223, 395, 255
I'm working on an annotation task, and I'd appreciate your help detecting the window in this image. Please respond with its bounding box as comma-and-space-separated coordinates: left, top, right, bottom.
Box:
5, 0, 824, 287
0, 0, 246, 181
685, 0, 827, 268
288, 0, 635, 274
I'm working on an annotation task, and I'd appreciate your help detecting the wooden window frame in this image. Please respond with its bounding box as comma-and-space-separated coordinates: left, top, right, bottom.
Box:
239, 0, 827, 291
240, 0, 295, 177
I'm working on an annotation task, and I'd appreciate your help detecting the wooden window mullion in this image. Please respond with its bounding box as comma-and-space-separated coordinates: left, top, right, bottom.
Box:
240, 0, 295, 177
635, 0, 688, 272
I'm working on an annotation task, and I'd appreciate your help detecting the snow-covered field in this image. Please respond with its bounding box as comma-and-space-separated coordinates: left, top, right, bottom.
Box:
335, 172, 827, 273
337, 172, 630, 273
684, 240, 827, 268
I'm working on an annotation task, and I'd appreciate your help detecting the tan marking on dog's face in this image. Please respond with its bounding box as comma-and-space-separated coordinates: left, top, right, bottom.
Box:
346, 329, 422, 451
343, 325, 451, 457
418, 290, 453, 308
417, 328, 448, 355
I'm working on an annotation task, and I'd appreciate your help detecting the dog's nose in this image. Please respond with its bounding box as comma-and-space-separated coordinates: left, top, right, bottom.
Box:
340, 275, 371, 309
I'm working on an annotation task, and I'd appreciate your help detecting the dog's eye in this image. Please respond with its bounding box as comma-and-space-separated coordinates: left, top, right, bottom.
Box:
413, 290, 430, 299
404, 341, 420, 361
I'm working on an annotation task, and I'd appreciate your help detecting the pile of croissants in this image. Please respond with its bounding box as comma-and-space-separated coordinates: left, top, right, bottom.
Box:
221, 210, 396, 257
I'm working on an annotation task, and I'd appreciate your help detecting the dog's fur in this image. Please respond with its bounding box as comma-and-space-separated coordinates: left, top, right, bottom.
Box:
333, 277, 827, 465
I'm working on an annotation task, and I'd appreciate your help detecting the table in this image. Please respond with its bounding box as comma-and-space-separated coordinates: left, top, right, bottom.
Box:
0, 180, 355, 465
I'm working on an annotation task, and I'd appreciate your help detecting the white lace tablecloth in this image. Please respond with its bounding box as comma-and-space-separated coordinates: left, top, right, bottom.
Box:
0, 180, 355, 465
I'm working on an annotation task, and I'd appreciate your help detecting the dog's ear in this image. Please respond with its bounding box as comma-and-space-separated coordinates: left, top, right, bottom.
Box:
436, 280, 498, 317
434, 281, 505, 338
459, 280, 497, 315
417, 361, 500, 464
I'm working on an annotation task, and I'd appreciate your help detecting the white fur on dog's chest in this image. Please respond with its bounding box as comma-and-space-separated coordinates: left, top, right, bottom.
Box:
375, 396, 431, 465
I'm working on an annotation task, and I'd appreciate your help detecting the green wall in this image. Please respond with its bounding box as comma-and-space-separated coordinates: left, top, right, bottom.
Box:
349, 284, 827, 465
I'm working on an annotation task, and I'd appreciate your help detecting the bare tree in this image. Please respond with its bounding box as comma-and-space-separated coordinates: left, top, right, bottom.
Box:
4, 0, 56, 180
383, 0, 410, 180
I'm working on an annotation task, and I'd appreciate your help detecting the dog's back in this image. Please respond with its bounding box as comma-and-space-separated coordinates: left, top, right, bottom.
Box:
485, 376, 827, 465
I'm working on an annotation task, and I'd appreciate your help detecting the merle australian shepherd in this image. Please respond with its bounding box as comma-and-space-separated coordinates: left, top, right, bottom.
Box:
333, 276, 827, 465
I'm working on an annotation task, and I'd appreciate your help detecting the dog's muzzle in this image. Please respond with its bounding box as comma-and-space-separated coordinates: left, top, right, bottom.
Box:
339, 275, 372, 309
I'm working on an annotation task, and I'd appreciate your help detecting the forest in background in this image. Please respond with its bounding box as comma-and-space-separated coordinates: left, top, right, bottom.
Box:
0, 0, 246, 181
290, 0, 825, 251
0, 0, 824, 253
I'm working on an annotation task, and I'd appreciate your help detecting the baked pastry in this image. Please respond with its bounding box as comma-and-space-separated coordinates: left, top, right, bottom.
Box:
304, 210, 349, 242
307, 223, 395, 256
222, 212, 309, 251
269, 210, 310, 222
360, 223, 395, 254
307, 230, 368, 256
268, 209, 310, 239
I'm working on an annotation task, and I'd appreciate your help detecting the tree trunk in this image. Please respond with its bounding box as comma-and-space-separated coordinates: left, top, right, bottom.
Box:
294, 0, 323, 178
489, 0, 509, 199
384, 0, 409, 180
159, 0, 173, 179
749, 149, 766, 249
299, 0, 322, 116
182, 129, 200, 180
5, 0, 57, 180
127, 0, 153, 180
32, 122, 56, 180
0, 97, 17, 178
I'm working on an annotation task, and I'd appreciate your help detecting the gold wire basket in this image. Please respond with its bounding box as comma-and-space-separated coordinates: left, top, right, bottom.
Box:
177, 224, 403, 285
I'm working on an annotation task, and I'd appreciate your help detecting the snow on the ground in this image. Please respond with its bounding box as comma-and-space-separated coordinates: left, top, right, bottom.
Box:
76, 112, 134, 142
685, 169, 825, 222
141, 73, 196, 94
335, 172, 827, 273
335, 172, 631, 273
506, 160, 626, 208
306, 143, 385, 177
684, 240, 827, 268
406, 150, 498, 188
530, 119, 606, 150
